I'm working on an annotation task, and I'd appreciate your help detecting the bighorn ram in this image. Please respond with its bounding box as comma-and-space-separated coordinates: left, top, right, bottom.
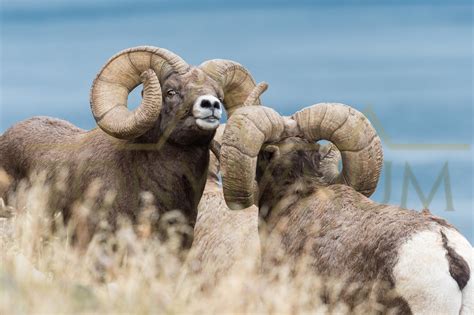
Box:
0, 46, 261, 236
219, 102, 473, 314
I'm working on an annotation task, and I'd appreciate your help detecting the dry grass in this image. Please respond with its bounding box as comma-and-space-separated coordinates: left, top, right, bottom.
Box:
0, 173, 384, 315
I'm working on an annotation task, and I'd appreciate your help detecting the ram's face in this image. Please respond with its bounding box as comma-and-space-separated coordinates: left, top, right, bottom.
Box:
91, 47, 261, 145
158, 68, 224, 145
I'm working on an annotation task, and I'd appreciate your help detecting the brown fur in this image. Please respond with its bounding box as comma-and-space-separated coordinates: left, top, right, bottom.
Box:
0, 67, 224, 243
256, 137, 469, 313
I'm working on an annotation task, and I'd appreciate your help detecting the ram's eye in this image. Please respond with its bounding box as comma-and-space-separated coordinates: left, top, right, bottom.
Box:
218, 96, 224, 103
166, 89, 177, 97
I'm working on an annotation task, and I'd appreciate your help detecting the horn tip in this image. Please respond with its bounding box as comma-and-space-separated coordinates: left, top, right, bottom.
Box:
258, 81, 269, 91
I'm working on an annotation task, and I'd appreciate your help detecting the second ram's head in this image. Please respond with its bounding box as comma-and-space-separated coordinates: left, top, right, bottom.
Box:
90, 46, 261, 145
218, 99, 383, 210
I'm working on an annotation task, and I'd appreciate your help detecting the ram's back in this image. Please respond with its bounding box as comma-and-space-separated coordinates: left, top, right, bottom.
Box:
0, 117, 87, 176
267, 184, 450, 283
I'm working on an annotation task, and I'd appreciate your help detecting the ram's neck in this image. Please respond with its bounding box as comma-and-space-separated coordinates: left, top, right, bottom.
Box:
134, 140, 210, 226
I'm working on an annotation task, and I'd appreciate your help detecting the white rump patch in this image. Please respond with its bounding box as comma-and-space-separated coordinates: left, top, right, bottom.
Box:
393, 229, 462, 315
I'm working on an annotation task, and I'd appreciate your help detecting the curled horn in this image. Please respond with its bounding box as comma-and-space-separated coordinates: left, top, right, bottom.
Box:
220, 106, 285, 210
90, 46, 189, 139
293, 103, 383, 197
220, 103, 383, 210
244, 82, 268, 106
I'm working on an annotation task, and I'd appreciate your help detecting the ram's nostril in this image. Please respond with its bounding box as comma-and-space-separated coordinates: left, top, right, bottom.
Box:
213, 102, 221, 110
201, 100, 212, 108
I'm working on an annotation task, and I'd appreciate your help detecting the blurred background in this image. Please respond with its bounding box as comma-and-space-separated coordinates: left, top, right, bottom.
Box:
1, 0, 472, 241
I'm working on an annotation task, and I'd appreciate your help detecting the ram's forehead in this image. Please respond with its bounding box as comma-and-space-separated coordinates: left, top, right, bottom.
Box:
166, 68, 220, 91
159, 68, 222, 96
188, 68, 208, 83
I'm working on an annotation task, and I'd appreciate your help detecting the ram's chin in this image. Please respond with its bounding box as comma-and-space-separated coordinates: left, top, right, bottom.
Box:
196, 117, 220, 131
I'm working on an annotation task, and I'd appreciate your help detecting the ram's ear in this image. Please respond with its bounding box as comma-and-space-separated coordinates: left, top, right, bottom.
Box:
318, 143, 340, 162
317, 143, 341, 184
262, 144, 280, 162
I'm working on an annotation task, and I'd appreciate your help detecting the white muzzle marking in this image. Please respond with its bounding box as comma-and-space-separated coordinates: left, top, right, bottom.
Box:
193, 95, 223, 131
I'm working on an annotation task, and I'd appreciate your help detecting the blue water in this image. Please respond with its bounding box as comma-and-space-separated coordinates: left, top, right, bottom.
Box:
1, 1, 472, 242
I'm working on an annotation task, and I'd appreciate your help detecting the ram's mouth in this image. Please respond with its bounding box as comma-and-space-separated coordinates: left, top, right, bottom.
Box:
195, 115, 220, 131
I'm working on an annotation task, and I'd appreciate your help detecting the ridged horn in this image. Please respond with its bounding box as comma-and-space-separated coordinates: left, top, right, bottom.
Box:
199, 60, 261, 117
90, 46, 189, 139
220, 106, 285, 210
244, 82, 268, 106
292, 103, 383, 197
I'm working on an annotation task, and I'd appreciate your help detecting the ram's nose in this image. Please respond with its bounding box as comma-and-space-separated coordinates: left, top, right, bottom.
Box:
193, 95, 223, 131
199, 97, 221, 111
